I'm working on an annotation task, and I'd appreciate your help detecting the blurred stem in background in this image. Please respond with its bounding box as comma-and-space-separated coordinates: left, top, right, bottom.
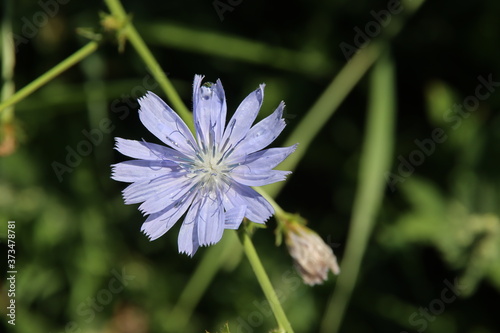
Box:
264, 0, 426, 199
263, 42, 381, 198
0, 41, 99, 113
165, 231, 242, 332
140, 22, 333, 77
0, 0, 16, 156
103, 0, 194, 132
1, 0, 15, 123
320, 50, 396, 333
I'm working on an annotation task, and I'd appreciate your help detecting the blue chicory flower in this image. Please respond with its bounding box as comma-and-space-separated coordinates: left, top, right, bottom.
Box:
112, 75, 296, 256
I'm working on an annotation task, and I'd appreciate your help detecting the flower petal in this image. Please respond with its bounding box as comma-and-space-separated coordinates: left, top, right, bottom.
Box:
230, 169, 291, 186
193, 76, 227, 147
196, 193, 225, 246
221, 84, 265, 151
192, 74, 204, 119
138, 176, 197, 215
223, 182, 273, 224
141, 190, 196, 240
138, 92, 196, 155
231, 101, 286, 159
122, 172, 187, 205
111, 160, 179, 183
228, 145, 297, 170
223, 205, 247, 229
114, 137, 189, 161
178, 198, 201, 256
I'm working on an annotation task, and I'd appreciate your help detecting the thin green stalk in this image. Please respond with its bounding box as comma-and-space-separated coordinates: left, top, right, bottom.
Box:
166, 231, 241, 332
263, 43, 381, 199
1, 0, 15, 122
103, 0, 194, 132
139, 22, 331, 76
281, 43, 381, 168
0, 41, 99, 113
320, 50, 396, 333
242, 232, 295, 333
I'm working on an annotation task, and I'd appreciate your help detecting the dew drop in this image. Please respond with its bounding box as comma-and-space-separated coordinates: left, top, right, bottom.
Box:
167, 137, 179, 147
201, 85, 214, 100
255, 88, 263, 103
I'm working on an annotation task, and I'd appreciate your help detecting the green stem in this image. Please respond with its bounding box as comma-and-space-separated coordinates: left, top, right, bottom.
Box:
1, 0, 15, 122
320, 50, 396, 333
139, 22, 331, 77
103, 0, 194, 132
262, 43, 381, 199
0, 41, 99, 113
242, 232, 294, 333
167, 231, 241, 332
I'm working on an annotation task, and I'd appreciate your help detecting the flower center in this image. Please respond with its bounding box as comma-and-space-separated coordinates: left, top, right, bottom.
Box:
203, 158, 223, 177
191, 148, 228, 191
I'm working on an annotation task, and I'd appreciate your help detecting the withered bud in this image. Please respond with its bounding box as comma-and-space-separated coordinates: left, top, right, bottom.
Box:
285, 223, 340, 286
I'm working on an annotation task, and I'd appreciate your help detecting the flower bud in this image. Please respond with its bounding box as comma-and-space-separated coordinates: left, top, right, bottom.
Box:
284, 221, 340, 286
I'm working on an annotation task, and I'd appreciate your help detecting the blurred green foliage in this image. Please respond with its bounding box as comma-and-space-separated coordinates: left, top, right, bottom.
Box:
1, 0, 500, 333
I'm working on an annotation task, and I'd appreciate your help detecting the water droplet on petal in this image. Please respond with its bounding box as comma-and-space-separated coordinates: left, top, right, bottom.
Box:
201, 85, 214, 100
255, 87, 263, 103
